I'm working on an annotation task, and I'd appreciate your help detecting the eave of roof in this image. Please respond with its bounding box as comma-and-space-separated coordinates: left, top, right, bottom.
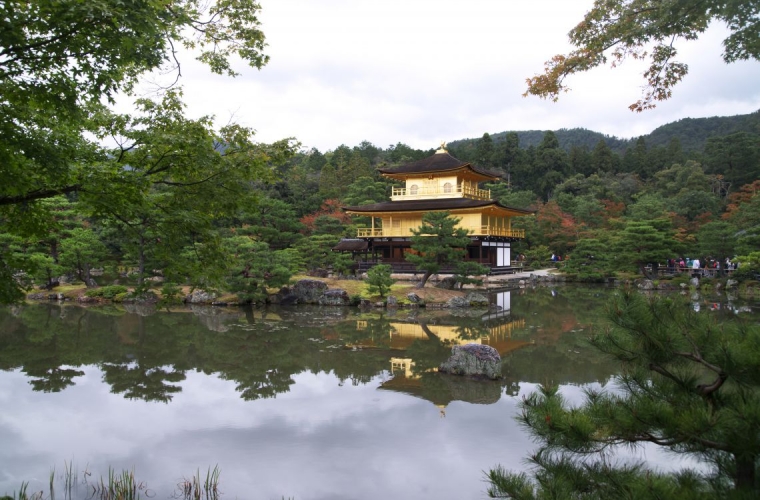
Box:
377, 152, 502, 180
343, 198, 533, 215
332, 239, 369, 251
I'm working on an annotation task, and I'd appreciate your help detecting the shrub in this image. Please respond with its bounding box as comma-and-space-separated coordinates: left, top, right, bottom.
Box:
160, 282, 183, 304
366, 264, 395, 298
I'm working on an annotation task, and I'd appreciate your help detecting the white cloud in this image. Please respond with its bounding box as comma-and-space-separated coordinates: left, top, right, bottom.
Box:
128, 0, 760, 151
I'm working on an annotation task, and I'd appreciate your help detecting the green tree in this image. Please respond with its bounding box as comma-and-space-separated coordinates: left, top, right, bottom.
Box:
622, 136, 649, 173
705, 132, 760, 188
318, 163, 341, 199
224, 237, 292, 303
453, 261, 489, 289
492, 132, 523, 179
565, 230, 621, 280
524, 0, 760, 111
306, 148, 327, 172
95, 92, 293, 290
238, 197, 304, 250
535, 132, 570, 200
366, 264, 395, 298
407, 211, 471, 288
476, 132, 496, 169
0, 0, 277, 303
487, 292, 760, 498
341, 176, 391, 206
569, 145, 593, 176
589, 139, 617, 174
58, 228, 108, 288
616, 219, 678, 278
1, 0, 269, 212
294, 234, 342, 273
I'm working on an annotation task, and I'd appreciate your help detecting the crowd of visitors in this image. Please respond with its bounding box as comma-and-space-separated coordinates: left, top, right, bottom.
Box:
664, 257, 738, 275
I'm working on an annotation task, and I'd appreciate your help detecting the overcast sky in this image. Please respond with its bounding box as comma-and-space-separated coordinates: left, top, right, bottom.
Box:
147, 0, 760, 152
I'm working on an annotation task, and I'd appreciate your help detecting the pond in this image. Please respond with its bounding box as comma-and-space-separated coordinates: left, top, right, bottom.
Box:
1, 285, 758, 500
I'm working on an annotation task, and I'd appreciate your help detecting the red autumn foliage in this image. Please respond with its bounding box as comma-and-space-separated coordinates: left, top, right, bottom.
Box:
299, 199, 353, 234
600, 199, 626, 220
535, 200, 577, 255
723, 180, 760, 220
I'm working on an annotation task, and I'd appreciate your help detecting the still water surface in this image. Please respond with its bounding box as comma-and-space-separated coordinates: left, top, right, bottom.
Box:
1, 286, 757, 499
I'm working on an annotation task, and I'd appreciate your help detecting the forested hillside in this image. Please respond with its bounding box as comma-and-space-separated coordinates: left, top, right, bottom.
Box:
449, 110, 760, 154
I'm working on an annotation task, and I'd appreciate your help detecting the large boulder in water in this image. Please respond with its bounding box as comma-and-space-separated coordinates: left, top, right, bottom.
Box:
446, 296, 469, 308
465, 291, 489, 307
292, 279, 328, 304
185, 289, 217, 304
318, 289, 351, 306
439, 344, 501, 380
435, 277, 458, 290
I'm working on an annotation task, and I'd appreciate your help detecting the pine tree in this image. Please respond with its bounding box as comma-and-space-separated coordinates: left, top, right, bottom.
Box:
487, 291, 760, 498
366, 264, 395, 298
407, 211, 471, 288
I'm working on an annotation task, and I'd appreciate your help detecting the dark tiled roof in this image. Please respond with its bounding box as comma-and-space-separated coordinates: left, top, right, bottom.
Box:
332, 239, 369, 251
343, 198, 532, 214
378, 152, 502, 179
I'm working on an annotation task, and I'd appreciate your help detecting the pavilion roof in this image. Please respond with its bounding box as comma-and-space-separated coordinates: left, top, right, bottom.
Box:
377, 151, 502, 180
343, 198, 532, 215
332, 239, 369, 251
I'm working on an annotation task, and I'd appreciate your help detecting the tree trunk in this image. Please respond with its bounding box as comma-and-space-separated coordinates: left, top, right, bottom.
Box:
640, 264, 655, 280
137, 234, 146, 288
735, 454, 756, 492
83, 263, 97, 288
50, 239, 59, 263
415, 270, 432, 288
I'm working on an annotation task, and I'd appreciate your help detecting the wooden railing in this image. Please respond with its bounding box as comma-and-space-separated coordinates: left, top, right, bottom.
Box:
644, 266, 735, 278
356, 228, 406, 237
356, 226, 524, 238
479, 227, 524, 238
391, 185, 491, 200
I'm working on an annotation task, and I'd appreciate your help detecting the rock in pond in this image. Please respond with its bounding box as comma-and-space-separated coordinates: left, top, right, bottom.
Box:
292, 279, 328, 304
439, 344, 501, 380
465, 292, 489, 307
446, 296, 469, 308
406, 292, 422, 304
318, 289, 351, 306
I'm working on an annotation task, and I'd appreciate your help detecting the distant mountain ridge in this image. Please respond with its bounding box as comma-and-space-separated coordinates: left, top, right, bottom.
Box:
448, 110, 760, 154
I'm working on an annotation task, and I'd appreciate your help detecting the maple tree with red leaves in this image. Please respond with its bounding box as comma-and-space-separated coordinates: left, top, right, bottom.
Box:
299, 199, 353, 235
534, 200, 578, 257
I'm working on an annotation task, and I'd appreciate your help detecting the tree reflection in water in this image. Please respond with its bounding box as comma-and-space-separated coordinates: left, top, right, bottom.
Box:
2, 286, 753, 407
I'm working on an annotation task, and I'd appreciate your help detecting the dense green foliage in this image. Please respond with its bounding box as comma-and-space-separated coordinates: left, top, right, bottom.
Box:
0, 0, 298, 303
488, 292, 760, 498
5, 109, 760, 299
3, 97, 759, 299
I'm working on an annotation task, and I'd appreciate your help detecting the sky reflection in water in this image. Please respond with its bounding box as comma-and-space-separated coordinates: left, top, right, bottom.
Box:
1, 286, 753, 499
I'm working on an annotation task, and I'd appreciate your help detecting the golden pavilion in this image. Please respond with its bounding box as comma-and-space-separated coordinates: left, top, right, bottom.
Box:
338, 143, 532, 273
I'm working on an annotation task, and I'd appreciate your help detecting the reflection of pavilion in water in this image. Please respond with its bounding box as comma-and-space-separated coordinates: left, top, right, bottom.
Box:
383, 315, 528, 377
359, 291, 527, 409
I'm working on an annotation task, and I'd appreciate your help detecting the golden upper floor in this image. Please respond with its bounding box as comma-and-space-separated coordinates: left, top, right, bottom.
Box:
378, 149, 501, 203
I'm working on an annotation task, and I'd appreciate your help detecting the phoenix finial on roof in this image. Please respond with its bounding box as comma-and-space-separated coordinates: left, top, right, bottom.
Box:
435, 141, 447, 154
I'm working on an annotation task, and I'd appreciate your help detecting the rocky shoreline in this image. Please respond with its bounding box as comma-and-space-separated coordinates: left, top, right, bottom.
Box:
24, 270, 758, 307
